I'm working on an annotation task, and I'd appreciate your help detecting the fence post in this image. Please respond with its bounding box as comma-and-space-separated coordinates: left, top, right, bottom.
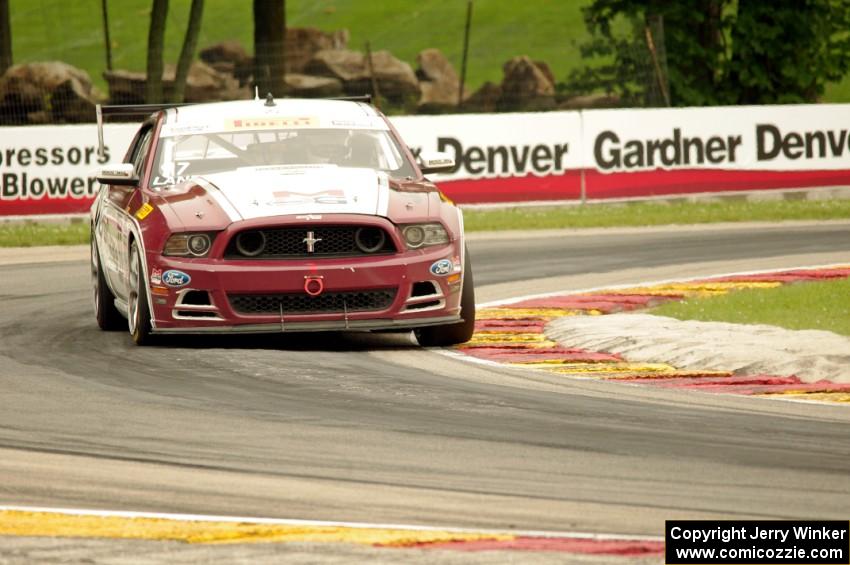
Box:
458, 0, 473, 107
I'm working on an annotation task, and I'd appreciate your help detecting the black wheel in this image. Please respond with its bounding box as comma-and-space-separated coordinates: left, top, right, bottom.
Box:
415, 249, 475, 347
127, 241, 154, 345
91, 236, 124, 331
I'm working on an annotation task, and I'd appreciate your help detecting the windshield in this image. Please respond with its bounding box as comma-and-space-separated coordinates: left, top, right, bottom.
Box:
151, 127, 417, 188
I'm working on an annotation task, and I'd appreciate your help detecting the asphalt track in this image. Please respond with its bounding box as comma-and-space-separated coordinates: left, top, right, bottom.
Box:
0, 221, 849, 544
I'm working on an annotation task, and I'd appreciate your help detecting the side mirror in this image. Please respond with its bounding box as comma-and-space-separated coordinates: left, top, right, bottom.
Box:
94, 163, 138, 186
418, 151, 455, 175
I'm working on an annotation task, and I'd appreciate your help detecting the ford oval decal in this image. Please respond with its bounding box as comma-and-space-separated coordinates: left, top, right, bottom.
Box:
162, 269, 191, 287
429, 259, 453, 276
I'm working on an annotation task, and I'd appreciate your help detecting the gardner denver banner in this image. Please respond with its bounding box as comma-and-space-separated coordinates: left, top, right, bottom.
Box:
2, 104, 850, 216
581, 104, 850, 199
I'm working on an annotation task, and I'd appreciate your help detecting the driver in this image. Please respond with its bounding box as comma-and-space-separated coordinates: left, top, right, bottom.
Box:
297, 129, 350, 165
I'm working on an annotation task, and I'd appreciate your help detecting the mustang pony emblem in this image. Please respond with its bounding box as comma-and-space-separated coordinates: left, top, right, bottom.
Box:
303, 231, 322, 253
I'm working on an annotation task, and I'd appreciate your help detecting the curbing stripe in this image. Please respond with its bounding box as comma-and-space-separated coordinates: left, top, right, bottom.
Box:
454, 264, 850, 404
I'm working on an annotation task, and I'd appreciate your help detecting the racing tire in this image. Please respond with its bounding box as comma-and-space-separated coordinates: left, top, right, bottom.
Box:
91, 237, 124, 331
127, 241, 154, 346
415, 249, 475, 347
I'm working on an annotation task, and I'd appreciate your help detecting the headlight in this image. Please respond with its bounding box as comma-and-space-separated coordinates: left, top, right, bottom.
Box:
401, 223, 449, 249
163, 233, 214, 257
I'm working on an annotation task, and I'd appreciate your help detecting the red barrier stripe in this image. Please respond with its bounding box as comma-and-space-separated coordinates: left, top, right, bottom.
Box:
411, 536, 665, 554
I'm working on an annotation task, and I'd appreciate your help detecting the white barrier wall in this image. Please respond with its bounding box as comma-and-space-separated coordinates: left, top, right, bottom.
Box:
2, 104, 849, 216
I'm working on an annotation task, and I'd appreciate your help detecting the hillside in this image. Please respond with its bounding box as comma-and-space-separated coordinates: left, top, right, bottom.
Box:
9, 0, 850, 103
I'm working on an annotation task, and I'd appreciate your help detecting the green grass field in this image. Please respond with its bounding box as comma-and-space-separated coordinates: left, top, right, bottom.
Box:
462, 199, 850, 231
3, 198, 849, 247
651, 277, 850, 337
10, 0, 590, 96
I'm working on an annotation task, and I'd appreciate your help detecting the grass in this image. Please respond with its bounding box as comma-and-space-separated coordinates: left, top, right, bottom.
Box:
2, 198, 849, 247
650, 277, 850, 337
10, 0, 590, 95
13, 1, 850, 104
0, 221, 89, 247
462, 198, 850, 231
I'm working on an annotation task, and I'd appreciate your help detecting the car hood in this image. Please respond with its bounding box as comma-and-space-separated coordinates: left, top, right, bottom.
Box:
199, 165, 394, 221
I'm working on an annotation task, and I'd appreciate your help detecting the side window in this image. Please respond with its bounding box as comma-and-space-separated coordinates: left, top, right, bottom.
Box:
133, 129, 154, 178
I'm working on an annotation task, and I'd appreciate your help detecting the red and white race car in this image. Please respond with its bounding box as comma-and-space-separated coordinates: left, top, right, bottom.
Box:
90, 96, 474, 346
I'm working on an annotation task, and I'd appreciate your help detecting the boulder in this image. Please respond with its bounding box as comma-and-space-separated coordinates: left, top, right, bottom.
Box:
0, 61, 101, 124
499, 55, 555, 111
463, 81, 501, 112
367, 50, 420, 101
285, 27, 349, 73
200, 40, 250, 67
103, 61, 248, 105
416, 48, 459, 110
306, 49, 366, 83
306, 49, 420, 102
284, 73, 343, 97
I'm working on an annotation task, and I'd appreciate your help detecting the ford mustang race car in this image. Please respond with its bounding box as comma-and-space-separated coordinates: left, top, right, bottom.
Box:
90, 96, 474, 346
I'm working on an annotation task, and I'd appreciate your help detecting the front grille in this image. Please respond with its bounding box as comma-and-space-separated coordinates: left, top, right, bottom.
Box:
225, 226, 396, 259
228, 288, 398, 315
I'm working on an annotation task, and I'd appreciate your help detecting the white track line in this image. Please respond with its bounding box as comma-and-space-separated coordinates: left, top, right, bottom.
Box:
0, 505, 662, 541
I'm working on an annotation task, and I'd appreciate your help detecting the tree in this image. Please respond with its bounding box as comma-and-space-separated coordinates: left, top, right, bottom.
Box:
0, 0, 12, 76
253, 0, 286, 97
145, 0, 169, 104
172, 0, 205, 103
565, 0, 850, 106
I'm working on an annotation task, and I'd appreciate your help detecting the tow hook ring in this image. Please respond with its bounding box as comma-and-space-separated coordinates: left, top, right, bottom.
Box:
304, 276, 324, 296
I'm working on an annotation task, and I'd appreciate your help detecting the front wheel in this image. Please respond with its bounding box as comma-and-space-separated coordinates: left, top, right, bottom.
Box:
415, 250, 475, 347
127, 241, 154, 346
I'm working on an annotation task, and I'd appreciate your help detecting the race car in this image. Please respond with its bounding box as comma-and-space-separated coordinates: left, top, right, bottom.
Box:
90, 96, 474, 346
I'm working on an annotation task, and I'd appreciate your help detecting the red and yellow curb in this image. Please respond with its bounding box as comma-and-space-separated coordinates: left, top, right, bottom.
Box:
0, 508, 664, 555
459, 266, 850, 404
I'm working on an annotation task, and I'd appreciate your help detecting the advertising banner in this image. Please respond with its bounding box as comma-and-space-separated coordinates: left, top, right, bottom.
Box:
2, 104, 850, 217
0, 123, 138, 217
581, 104, 850, 199
392, 112, 583, 204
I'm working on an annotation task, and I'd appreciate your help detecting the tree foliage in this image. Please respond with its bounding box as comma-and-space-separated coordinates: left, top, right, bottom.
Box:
565, 0, 850, 106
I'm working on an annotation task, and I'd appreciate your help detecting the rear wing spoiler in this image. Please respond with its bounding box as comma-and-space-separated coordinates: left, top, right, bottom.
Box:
95, 95, 374, 160
96, 103, 191, 160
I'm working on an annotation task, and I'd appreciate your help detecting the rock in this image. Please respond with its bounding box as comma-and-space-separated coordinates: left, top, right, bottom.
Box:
416, 48, 459, 110
200, 40, 250, 67
558, 93, 621, 110
0, 61, 101, 124
499, 55, 555, 111
306, 49, 366, 83
284, 73, 343, 97
285, 27, 349, 73
463, 81, 501, 112
104, 61, 247, 105
306, 49, 420, 102
368, 50, 420, 101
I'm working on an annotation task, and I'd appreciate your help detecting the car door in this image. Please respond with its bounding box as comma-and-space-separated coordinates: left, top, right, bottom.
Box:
100, 124, 154, 302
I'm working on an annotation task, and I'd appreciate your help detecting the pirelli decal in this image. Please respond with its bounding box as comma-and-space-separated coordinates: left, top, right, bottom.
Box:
225, 117, 317, 130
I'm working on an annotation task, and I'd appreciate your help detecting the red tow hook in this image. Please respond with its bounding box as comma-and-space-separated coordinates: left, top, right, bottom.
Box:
304, 276, 324, 296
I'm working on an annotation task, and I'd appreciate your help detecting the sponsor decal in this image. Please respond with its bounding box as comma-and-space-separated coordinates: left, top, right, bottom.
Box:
162, 270, 191, 287
272, 189, 347, 205
150, 268, 162, 285
225, 117, 317, 131
150, 285, 170, 296
430, 259, 453, 276
452, 256, 462, 273
135, 202, 154, 220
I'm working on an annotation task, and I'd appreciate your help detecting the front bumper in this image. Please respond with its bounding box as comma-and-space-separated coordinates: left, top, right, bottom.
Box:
145, 242, 464, 334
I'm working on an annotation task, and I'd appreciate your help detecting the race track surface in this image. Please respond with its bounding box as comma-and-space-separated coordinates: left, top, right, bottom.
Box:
0, 221, 849, 539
